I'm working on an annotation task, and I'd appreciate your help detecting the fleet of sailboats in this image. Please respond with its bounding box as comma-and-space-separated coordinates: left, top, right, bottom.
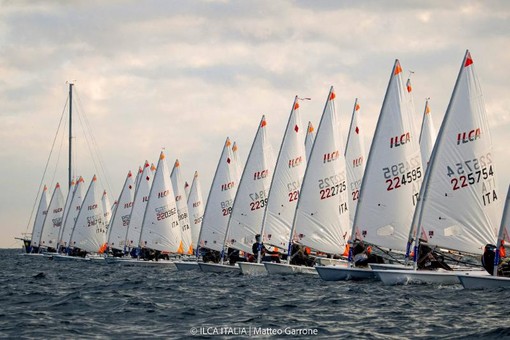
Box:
19, 51, 509, 290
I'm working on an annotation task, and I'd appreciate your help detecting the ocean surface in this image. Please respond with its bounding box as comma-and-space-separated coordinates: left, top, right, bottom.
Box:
1, 248, 510, 339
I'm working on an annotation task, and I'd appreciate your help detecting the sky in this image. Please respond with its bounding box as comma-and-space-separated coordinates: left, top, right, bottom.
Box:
1, 0, 509, 248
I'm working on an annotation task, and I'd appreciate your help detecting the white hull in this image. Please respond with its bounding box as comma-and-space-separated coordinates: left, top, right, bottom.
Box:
316, 265, 375, 281
374, 269, 486, 285
264, 262, 317, 276
369, 263, 412, 271
105, 257, 175, 267
458, 273, 509, 289
52, 254, 92, 262
316, 257, 348, 266
198, 262, 240, 273
19, 253, 46, 258
238, 262, 267, 275
174, 261, 200, 271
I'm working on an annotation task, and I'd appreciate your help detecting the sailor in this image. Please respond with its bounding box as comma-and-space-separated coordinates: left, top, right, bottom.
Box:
252, 234, 280, 263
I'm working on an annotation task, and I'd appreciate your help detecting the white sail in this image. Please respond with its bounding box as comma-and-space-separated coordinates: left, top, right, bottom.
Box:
198, 138, 239, 252
232, 141, 243, 180
184, 181, 190, 200
262, 97, 307, 249
352, 60, 422, 252
225, 116, 275, 255
107, 171, 135, 250
30, 185, 49, 248
139, 151, 181, 253
305, 121, 315, 162
125, 161, 153, 248
170, 159, 193, 254
187, 171, 205, 250
39, 183, 65, 249
70, 175, 107, 253
419, 99, 436, 173
414, 50, 500, 255
495, 186, 510, 273
291, 87, 350, 254
59, 176, 85, 248
344, 99, 366, 228
102, 190, 112, 229
135, 165, 143, 188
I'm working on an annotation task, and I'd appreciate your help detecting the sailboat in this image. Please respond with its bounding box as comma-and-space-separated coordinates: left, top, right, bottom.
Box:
38, 183, 65, 254
135, 151, 181, 265
375, 50, 502, 285
419, 99, 436, 173
106, 171, 135, 256
304, 121, 315, 162
174, 171, 205, 271
201, 116, 275, 273
21, 185, 49, 255
19, 83, 112, 257
57, 176, 85, 253
125, 161, 153, 252
458, 185, 510, 289
170, 159, 193, 255
344, 99, 366, 230
316, 60, 423, 281
195, 138, 240, 272
61, 174, 107, 260
239, 97, 307, 275
266, 87, 350, 276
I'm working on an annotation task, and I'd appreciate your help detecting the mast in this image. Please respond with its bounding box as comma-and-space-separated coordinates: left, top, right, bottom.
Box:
68, 82, 74, 190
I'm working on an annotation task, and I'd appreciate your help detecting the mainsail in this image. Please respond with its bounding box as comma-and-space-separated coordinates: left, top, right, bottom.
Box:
224, 116, 275, 255
139, 151, 181, 253
69, 175, 107, 253
171, 159, 193, 254
413, 50, 500, 256
39, 183, 65, 249
419, 99, 436, 173
344, 99, 366, 228
197, 138, 239, 252
187, 171, 204, 251
304, 121, 315, 162
125, 161, 153, 248
262, 97, 307, 250
30, 185, 49, 249
107, 171, 135, 251
352, 60, 422, 252
291, 87, 350, 255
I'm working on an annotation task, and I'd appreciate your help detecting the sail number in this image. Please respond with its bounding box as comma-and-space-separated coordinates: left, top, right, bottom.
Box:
221, 199, 233, 216
318, 173, 346, 200
385, 167, 422, 191
249, 190, 268, 211
450, 165, 494, 190
287, 180, 301, 202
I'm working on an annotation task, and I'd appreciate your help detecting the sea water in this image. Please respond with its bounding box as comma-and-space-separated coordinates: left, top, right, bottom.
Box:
1, 248, 509, 339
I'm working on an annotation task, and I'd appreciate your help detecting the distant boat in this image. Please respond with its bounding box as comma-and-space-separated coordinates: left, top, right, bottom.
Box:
375, 50, 502, 285
137, 151, 181, 263
38, 183, 65, 253
125, 161, 153, 252
57, 176, 85, 252
106, 171, 135, 254
304, 121, 315, 162
196, 138, 240, 273
68, 175, 107, 255
317, 61, 422, 281
22, 185, 49, 254
344, 98, 366, 229
170, 159, 193, 255
187, 171, 204, 255
419, 99, 436, 173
